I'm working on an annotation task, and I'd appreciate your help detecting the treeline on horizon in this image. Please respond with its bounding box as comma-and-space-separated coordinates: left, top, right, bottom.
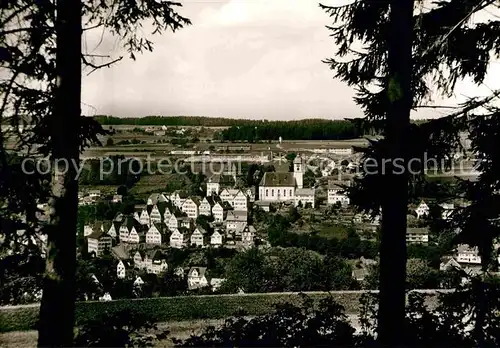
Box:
94, 115, 372, 140
94, 115, 361, 127
217, 121, 363, 141
93, 115, 430, 141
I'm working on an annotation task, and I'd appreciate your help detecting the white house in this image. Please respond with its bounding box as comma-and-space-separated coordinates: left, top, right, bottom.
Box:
145, 250, 168, 275
150, 204, 163, 224
327, 180, 351, 206
187, 267, 209, 290
294, 188, 315, 208
406, 227, 429, 244
117, 260, 133, 279
139, 209, 150, 226
145, 223, 164, 245
415, 200, 430, 218
127, 227, 145, 244
206, 175, 220, 196
241, 224, 256, 246
167, 214, 181, 231
220, 188, 239, 205
133, 251, 146, 269
212, 202, 226, 223
170, 228, 185, 248
87, 232, 112, 257
170, 191, 188, 208
163, 206, 172, 221
226, 210, 248, 232
199, 197, 216, 216
107, 223, 118, 239
210, 230, 223, 247
181, 198, 200, 219
134, 276, 144, 287
190, 227, 207, 247
456, 244, 481, 264
118, 216, 144, 243
232, 191, 248, 211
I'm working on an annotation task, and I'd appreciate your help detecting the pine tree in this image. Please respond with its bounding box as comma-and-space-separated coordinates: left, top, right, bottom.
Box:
321, 0, 500, 344
1, 1, 190, 346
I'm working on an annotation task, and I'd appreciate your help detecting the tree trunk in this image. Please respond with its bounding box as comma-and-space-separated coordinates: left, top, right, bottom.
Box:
37, 0, 81, 346
377, 0, 414, 346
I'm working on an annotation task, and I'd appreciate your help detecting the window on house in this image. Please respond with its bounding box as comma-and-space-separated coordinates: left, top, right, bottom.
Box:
266, 189, 268, 197
272, 189, 274, 197
284, 190, 286, 197
290, 189, 292, 196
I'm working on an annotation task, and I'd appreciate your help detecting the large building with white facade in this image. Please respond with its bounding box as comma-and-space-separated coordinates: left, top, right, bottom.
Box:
327, 180, 351, 207
259, 156, 304, 202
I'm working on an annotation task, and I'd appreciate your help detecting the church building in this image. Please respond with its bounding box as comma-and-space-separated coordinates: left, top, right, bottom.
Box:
258, 155, 304, 202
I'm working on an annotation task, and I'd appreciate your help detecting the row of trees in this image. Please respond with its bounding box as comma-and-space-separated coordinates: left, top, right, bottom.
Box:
216, 120, 362, 141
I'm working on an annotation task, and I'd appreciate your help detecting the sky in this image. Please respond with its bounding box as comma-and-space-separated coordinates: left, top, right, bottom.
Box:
81, 0, 500, 120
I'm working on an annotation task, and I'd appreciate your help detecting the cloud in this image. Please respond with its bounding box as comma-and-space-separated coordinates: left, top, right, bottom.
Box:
81, 0, 499, 120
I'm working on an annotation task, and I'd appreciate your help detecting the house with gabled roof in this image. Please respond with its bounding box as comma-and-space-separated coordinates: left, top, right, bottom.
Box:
210, 230, 223, 247
167, 214, 181, 231
220, 188, 239, 205
170, 190, 188, 208
190, 227, 207, 247
170, 228, 185, 249
232, 190, 248, 211
294, 188, 316, 208
225, 210, 248, 232
146, 222, 166, 245
107, 222, 120, 239
406, 227, 429, 244
133, 250, 146, 268
241, 224, 256, 246
149, 204, 163, 224
199, 196, 216, 216
144, 250, 168, 275
118, 216, 144, 243
415, 200, 430, 219
139, 209, 150, 226
181, 198, 200, 219
187, 267, 209, 290
163, 205, 173, 221
117, 260, 133, 279
327, 180, 351, 206
207, 175, 220, 196
128, 227, 145, 244
87, 231, 112, 257
212, 202, 227, 223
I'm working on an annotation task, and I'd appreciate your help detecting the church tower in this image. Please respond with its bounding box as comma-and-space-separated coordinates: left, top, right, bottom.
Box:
293, 155, 304, 189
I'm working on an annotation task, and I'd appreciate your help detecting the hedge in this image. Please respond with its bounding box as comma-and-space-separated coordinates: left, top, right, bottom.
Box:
0, 290, 444, 333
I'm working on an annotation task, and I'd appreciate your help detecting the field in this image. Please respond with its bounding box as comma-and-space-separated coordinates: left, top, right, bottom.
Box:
0, 290, 445, 334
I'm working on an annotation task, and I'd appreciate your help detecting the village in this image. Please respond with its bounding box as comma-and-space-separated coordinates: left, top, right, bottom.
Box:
75, 141, 489, 301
